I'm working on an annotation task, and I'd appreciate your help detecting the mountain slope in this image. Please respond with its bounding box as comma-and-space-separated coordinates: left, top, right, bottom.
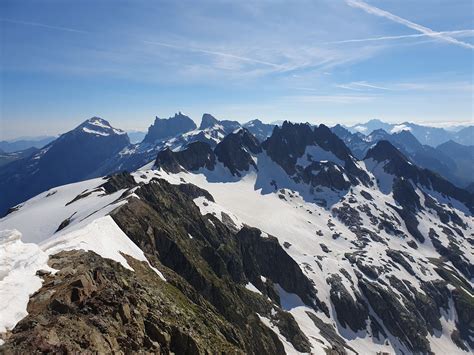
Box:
0, 117, 129, 216
152, 123, 473, 353
0, 172, 318, 353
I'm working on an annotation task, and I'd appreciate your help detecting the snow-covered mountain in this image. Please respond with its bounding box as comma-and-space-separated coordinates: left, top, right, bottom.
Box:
1, 121, 472, 354
92, 113, 276, 178
0, 117, 129, 216
347, 119, 474, 147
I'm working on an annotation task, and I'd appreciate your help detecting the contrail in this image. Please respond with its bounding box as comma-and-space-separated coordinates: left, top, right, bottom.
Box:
1, 18, 88, 34
144, 40, 285, 69
325, 29, 474, 44
346, 0, 474, 49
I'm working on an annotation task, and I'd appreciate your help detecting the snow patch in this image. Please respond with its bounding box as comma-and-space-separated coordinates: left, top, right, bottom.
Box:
0, 230, 53, 334
245, 282, 262, 295
296, 145, 345, 168
390, 124, 411, 134
41, 216, 166, 280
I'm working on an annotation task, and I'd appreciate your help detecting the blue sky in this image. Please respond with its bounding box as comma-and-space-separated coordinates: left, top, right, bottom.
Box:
1, 0, 473, 139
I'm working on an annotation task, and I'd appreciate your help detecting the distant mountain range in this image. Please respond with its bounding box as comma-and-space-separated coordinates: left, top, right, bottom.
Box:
331, 125, 474, 190
346, 119, 473, 146
0, 136, 56, 153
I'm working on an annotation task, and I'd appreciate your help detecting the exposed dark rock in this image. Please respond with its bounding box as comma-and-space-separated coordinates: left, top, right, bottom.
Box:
143, 112, 196, 143
214, 129, 261, 176
358, 279, 431, 353
155, 141, 216, 173
55, 212, 76, 233
360, 190, 373, 201
428, 228, 472, 279
177, 183, 215, 202
305, 311, 358, 354
327, 274, 368, 332
386, 249, 415, 276
101, 171, 137, 194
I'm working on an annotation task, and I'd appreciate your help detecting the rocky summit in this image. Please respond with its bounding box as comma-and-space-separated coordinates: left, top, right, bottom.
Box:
0, 118, 473, 354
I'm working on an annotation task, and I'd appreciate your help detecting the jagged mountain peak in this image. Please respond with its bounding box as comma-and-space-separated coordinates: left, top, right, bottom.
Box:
364, 139, 408, 163
222, 128, 262, 153
244, 119, 263, 127
391, 129, 424, 151
199, 113, 220, 130
143, 112, 196, 143
214, 129, 261, 176
243, 119, 277, 142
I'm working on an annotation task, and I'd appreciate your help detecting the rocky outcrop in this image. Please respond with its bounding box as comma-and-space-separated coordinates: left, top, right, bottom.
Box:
2, 250, 245, 353
155, 142, 216, 173
215, 129, 262, 176
262, 121, 315, 176
327, 274, 368, 332
198, 113, 240, 133
262, 122, 369, 189
359, 279, 432, 353
143, 112, 196, 143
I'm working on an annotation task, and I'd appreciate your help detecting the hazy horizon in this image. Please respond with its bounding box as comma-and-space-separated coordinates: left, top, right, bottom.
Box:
1, 0, 473, 140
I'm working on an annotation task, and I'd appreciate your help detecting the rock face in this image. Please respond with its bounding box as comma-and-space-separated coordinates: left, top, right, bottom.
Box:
262, 121, 316, 176
215, 129, 262, 176
198, 113, 241, 133
262, 121, 370, 190
155, 141, 216, 173
0, 117, 130, 216
143, 112, 196, 143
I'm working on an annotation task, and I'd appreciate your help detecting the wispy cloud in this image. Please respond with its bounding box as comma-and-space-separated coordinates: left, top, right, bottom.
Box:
336, 81, 392, 91
0, 18, 88, 34
288, 94, 375, 104
325, 29, 474, 45
336, 80, 473, 92
346, 0, 474, 49
143, 40, 286, 69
